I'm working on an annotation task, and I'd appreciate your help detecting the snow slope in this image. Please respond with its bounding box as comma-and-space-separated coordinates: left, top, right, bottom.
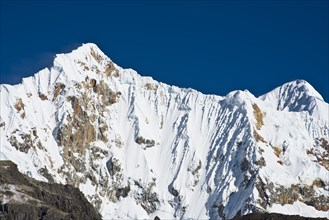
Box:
0, 43, 328, 219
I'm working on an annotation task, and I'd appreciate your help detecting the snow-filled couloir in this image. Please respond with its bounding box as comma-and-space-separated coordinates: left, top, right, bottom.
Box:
0, 43, 328, 219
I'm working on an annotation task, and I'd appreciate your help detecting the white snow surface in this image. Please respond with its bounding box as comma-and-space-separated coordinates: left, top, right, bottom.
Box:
0, 43, 328, 219
268, 201, 328, 218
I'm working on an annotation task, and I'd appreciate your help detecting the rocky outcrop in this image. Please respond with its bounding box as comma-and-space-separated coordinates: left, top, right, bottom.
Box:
232, 212, 327, 220
309, 138, 329, 171
53, 83, 65, 101
14, 98, 25, 119
252, 103, 264, 130
135, 136, 156, 148
145, 83, 158, 91
134, 179, 159, 214
0, 160, 101, 220
95, 80, 120, 106
256, 178, 329, 212
54, 78, 120, 155
8, 129, 43, 154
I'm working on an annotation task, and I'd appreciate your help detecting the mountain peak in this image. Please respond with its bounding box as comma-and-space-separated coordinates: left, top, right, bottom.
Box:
1, 44, 328, 219
285, 79, 324, 101
259, 79, 327, 119
49, 43, 118, 85
76, 43, 105, 56
261, 79, 324, 102
58, 42, 108, 63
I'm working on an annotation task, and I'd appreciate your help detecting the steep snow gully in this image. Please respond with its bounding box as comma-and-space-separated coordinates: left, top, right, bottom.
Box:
0, 43, 328, 219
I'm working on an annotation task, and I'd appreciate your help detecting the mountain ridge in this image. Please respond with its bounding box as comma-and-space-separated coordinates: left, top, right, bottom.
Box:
1, 43, 325, 106
0, 160, 102, 219
0, 43, 328, 219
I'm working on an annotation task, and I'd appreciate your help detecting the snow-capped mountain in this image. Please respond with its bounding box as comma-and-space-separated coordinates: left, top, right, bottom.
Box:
0, 43, 328, 219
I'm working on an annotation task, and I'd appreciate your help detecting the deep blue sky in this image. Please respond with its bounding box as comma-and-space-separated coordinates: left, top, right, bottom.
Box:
1, 0, 328, 101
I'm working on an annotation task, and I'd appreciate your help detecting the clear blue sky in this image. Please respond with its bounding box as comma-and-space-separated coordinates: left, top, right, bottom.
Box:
1, 0, 328, 101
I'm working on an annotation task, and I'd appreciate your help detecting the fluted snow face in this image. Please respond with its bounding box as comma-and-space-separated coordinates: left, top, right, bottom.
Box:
259, 79, 328, 121
0, 43, 328, 219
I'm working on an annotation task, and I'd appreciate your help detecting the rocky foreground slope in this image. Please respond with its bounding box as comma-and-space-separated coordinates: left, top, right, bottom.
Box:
0, 43, 328, 219
0, 160, 101, 220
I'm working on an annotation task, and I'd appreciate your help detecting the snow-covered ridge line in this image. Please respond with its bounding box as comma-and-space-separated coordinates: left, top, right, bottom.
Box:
2, 43, 328, 108
0, 43, 328, 219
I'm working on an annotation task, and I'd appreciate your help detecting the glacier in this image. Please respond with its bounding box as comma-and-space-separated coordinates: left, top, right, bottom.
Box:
0, 43, 328, 219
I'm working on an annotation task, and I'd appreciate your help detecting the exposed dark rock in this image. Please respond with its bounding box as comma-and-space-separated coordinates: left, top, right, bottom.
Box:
187, 160, 202, 187
240, 158, 249, 172
232, 212, 327, 220
37, 167, 54, 183
96, 80, 120, 106
104, 61, 119, 77
90, 47, 103, 63
312, 178, 325, 188
135, 136, 155, 148
69, 158, 86, 173
8, 133, 34, 153
52, 83, 65, 101
115, 185, 131, 199
145, 83, 158, 91
139, 191, 159, 214
14, 98, 25, 119
212, 203, 226, 219
106, 157, 121, 177
98, 124, 109, 142
316, 137, 329, 152
0, 160, 101, 220
310, 138, 329, 170
135, 179, 159, 214
89, 78, 97, 92
256, 178, 329, 212
56, 95, 96, 155
191, 160, 202, 175
0, 203, 68, 220
253, 129, 266, 143
252, 103, 264, 130
255, 157, 266, 167
38, 93, 48, 100
170, 187, 179, 197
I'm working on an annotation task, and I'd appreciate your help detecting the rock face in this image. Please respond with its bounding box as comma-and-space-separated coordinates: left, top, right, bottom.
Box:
0, 160, 101, 220
0, 43, 328, 219
233, 212, 327, 220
